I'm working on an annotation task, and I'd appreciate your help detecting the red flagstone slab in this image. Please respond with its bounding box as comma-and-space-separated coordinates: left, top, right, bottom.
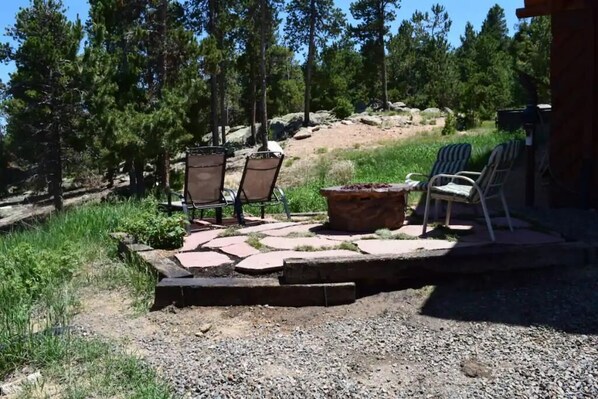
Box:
237, 222, 298, 234
262, 223, 323, 237
181, 230, 223, 251
260, 236, 337, 250
203, 235, 248, 248
400, 223, 478, 238
175, 251, 233, 270
220, 243, 261, 258
461, 229, 564, 245
476, 217, 532, 229
236, 249, 360, 273
355, 239, 481, 255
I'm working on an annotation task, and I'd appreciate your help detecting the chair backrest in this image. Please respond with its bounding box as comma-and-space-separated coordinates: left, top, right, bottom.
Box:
184, 146, 226, 206
471, 139, 523, 202
237, 151, 284, 204
430, 143, 472, 184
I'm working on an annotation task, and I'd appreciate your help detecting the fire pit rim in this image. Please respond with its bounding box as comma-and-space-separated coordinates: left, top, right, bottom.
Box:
320, 183, 412, 198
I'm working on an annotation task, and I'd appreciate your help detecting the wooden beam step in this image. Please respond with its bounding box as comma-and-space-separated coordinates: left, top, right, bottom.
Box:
282, 242, 596, 286
153, 278, 356, 309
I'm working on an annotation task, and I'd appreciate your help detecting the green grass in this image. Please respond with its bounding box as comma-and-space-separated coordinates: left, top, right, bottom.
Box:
0, 200, 174, 396
286, 128, 523, 213
16, 337, 173, 398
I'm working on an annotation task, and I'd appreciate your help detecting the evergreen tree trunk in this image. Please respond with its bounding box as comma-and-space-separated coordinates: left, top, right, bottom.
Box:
48, 126, 63, 211
379, 21, 389, 110
217, 9, 227, 146
303, 0, 316, 128
134, 157, 145, 198
158, 0, 170, 189
209, 0, 220, 147
219, 66, 227, 145
250, 76, 257, 145
258, 1, 269, 151
127, 157, 136, 196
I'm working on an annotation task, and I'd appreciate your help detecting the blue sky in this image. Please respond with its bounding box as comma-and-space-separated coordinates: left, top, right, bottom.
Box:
0, 0, 523, 84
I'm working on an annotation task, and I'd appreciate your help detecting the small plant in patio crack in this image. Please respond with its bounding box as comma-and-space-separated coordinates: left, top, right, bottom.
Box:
246, 233, 266, 250
286, 231, 316, 238
218, 227, 241, 237
428, 224, 473, 241
375, 229, 417, 240
337, 241, 359, 252
294, 245, 319, 252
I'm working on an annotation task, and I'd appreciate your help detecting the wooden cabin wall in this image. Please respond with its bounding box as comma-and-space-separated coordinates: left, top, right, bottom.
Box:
549, 8, 598, 208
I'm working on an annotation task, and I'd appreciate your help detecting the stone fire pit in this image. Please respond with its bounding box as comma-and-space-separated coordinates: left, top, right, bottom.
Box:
320, 183, 411, 232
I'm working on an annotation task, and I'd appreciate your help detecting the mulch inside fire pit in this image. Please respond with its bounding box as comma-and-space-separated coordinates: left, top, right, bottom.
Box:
340, 183, 392, 190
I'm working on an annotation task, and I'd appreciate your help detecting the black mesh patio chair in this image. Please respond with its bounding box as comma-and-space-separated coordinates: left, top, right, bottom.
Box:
234, 151, 290, 225
164, 146, 235, 225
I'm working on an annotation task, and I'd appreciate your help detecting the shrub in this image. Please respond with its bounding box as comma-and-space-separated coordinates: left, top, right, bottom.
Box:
442, 112, 457, 136
457, 111, 481, 130
326, 160, 355, 185
332, 98, 354, 119
120, 201, 187, 249
0, 243, 77, 302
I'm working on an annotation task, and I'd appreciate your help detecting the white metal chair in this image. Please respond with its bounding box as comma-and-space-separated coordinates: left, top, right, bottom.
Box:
422, 140, 523, 241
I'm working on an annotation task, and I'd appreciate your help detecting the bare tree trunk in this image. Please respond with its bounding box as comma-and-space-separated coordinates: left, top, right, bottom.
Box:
303, 0, 317, 127
258, 0, 269, 151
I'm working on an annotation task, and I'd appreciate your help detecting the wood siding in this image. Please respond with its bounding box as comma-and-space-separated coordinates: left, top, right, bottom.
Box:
549, 9, 598, 207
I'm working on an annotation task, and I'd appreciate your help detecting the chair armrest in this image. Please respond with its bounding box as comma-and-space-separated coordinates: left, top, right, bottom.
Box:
456, 171, 482, 177
429, 173, 478, 187
427, 174, 484, 202
273, 186, 286, 201
406, 172, 429, 181
222, 188, 236, 204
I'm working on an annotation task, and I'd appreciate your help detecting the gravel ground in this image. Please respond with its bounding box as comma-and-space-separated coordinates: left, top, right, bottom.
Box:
74, 265, 598, 398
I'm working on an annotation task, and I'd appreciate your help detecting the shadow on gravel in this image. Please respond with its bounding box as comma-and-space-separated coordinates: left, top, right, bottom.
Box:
419, 266, 598, 335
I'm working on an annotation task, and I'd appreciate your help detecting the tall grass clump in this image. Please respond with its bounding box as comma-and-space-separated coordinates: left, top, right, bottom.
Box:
0, 200, 147, 376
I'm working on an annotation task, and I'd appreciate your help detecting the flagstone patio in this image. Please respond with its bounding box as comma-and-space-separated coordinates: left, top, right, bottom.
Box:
173, 216, 566, 276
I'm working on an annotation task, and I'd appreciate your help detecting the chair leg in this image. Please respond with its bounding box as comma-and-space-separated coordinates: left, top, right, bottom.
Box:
445, 201, 453, 227
500, 191, 514, 232
479, 197, 496, 242
422, 192, 433, 236
235, 200, 245, 226
260, 205, 265, 219
200, 209, 204, 220
281, 195, 291, 220
181, 203, 191, 235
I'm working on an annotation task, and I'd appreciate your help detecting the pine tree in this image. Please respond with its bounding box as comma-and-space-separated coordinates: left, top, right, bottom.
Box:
86, 0, 197, 196
285, 0, 344, 126
350, 0, 401, 110
511, 16, 551, 104
3, 0, 83, 210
